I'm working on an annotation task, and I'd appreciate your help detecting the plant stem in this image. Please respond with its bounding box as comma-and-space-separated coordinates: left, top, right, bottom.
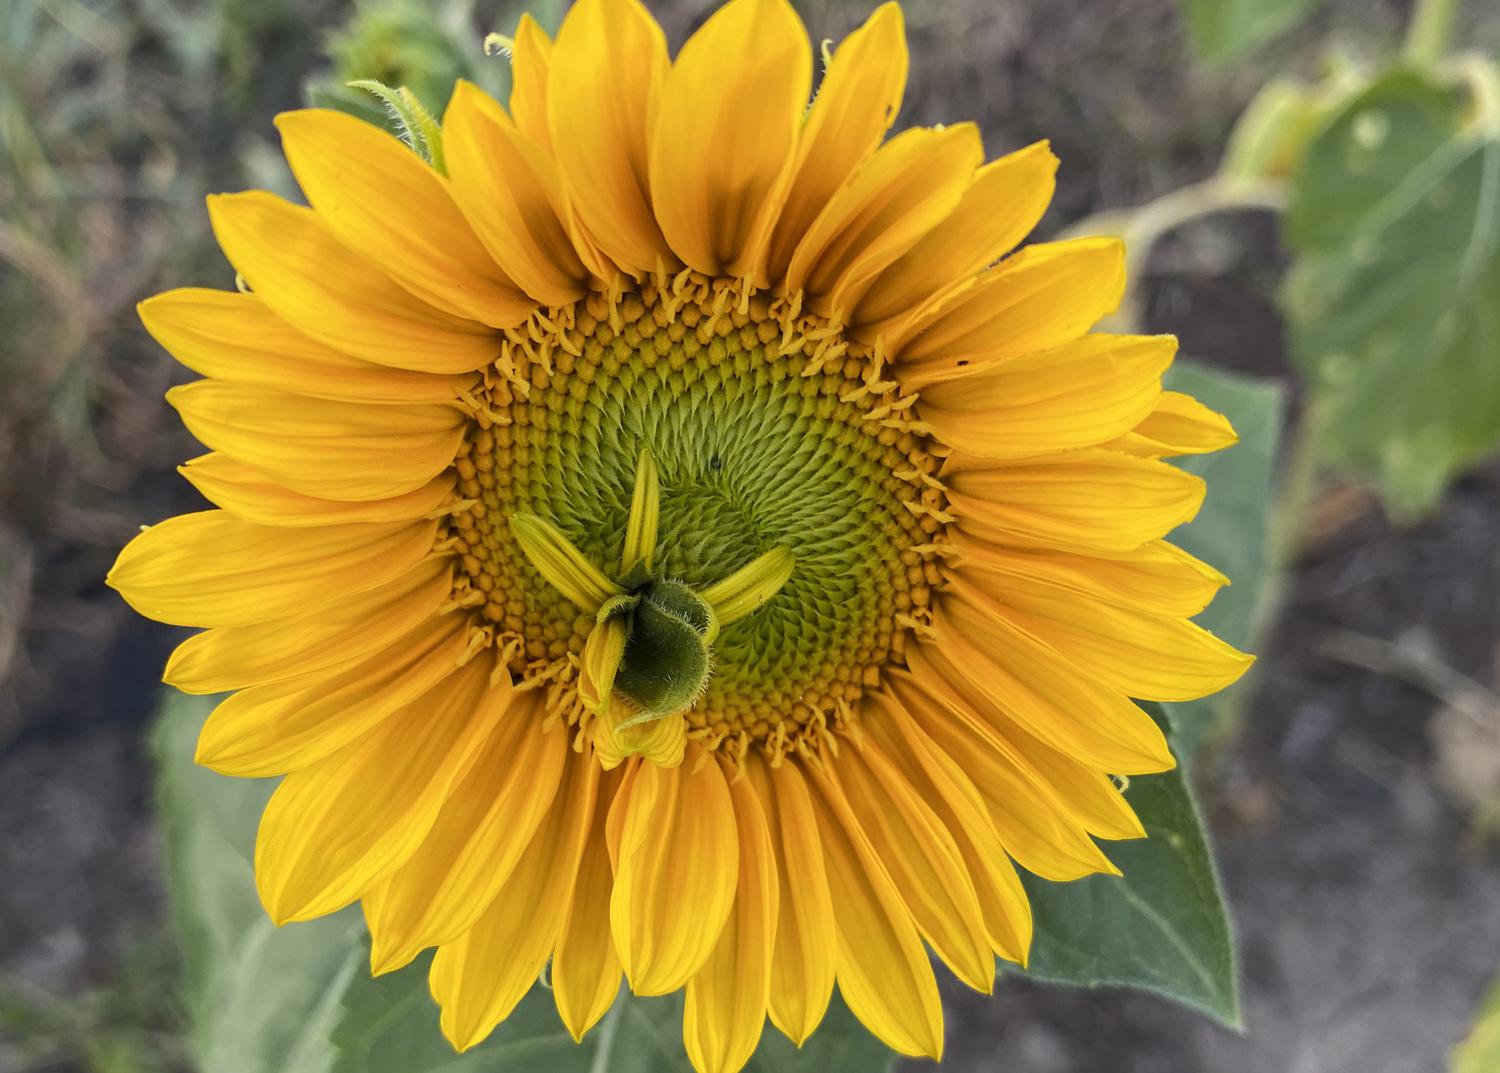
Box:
1062, 176, 1286, 333
587, 987, 626, 1073
1405, 0, 1461, 68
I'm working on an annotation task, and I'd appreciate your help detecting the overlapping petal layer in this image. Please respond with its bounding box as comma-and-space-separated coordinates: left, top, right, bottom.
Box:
108, 2, 1252, 1072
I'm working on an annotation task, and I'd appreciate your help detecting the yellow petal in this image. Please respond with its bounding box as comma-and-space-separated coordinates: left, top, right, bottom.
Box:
168, 380, 463, 503
610, 743, 738, 994
276, 109, 533, 327
743, 756, 836, 1046
946, 449, 1205, 553
860, 692, 1032, 964
683, 768, 778, 1073
836, 740, 994, 992
164, 556, 451, 694
762, 2, 906, 283
254, 658, 502, 923
196, 613, 469, 777
594, 708, 688, 770
951, 571, 1253, 703
918, 334, 1174, 459
207, 191, 498, 373
508, 13, 554, 149
107, 511, 436, 627
443, 81, 590, 307
896, 237, 1126, 385
996, 726, 1146, 841
546, 0, 670, 276
365, 692, 569, 973
951, 532, 1226, 620
803, 760, 943, 1059
552, 770, 625, 1041
432, 758, 600, 1051
1108, 390, 1240, 457
138, 289, 476, 404
784, 124, 983, 317
579, 615, 630, 715
916, 602, 1175, 774
649, 0, 810, 276
888, 671, 1121, 882
180, 454, 454, 528
855, 139, 1058, 335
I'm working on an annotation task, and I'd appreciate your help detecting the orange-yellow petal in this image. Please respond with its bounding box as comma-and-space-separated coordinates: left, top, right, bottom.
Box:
364, 692, 570, 974
762, 2, 907, 283
194, 613, 469, 777
916, 602, 1174, 774
107, 511, 436, 628
443, 81, 590, 307
784, 124, 982, 317
836, 740, 994, 992
649, 0, 810, 277
804, 761, 943, 1059
254, 658, 502, 924
552, 770, 625, 1041
167, 381, 463, 503
207, 191, 499, 373
896, 237, 1125, 384
860, 692, 1032, 963
276, 108, 534, 328
918, 334, 1174, 459
946, 449, 1205, 553
546, 0, 670, 276
138, 289, 476, 404
508, 13, 554, 149
163, 555, 451, 694
431, 759, 599, 1050
744, 756, 836, 1046
683, 766, 778, 1073
855, 139, 1058, 335
610, 743, 738, 995
1108, 390, 1240, 457
179, 454, 454, 529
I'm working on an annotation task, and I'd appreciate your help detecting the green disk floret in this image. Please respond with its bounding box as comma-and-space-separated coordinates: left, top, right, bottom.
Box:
439, 272, 949, 763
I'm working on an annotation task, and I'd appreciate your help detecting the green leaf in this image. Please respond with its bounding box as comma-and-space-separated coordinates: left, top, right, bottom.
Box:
329, 957, 894, 1073
1018, 706, 1240, 1027
1179, 0, 1322, 66
1160, 361, 1285, 755
1283, 69, 1500, 518
153, 693, 362, 1073
1454, 968, 1500, 1073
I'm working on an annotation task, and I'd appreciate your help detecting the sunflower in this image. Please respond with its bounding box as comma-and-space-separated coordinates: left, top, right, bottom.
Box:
109, 0, 1252, 1069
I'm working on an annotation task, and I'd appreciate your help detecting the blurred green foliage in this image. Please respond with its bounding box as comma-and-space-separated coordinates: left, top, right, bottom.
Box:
1454, 968, 1500, 1073
1180, 0, 1322, 66
1284, 69, 1500, 518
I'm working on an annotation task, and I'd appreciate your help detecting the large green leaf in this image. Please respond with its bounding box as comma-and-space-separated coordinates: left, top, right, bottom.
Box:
1179, 0, 1322, 66
153, 694, 362, 1073
1161, 361, 1285, 755
1018, 707, 1240, 1027
1284, 69, 1500, 518
329, 956, 894, 1073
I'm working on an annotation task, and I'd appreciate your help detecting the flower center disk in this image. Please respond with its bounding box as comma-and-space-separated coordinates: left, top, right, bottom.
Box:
440, 273, 951, 762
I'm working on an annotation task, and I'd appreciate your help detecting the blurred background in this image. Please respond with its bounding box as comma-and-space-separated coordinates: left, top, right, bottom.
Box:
3, 0, 1500, 1070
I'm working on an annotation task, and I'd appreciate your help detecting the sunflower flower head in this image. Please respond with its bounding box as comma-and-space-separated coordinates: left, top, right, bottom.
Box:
109, 1, 1253, 1070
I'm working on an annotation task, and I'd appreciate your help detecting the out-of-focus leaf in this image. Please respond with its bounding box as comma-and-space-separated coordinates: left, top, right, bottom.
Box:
1221, 76, 1328, 182
1284, 69, 1500, 519
1180, 0, 1322, 66
1454, 968, 1500, 1073
1161, 361, 1285, 755
153, 694, 362, 1073
1020, 706, 1240, 1027
329, 953, 895, 1073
